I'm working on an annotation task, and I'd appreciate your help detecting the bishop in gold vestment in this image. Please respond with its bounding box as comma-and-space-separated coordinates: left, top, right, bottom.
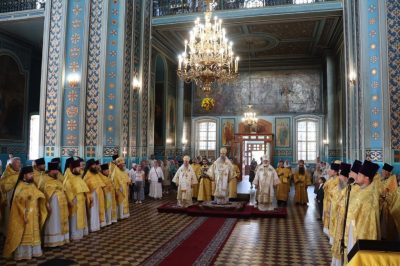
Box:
63, 160, 89, 241
0, 157, 21, 235
254, 157, 280, 211
3, 166, 47, 260
42, 162, 69, 247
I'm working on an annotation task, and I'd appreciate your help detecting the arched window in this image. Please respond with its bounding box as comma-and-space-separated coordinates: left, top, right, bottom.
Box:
195, 120, 217, 159
296, 118, 319, 162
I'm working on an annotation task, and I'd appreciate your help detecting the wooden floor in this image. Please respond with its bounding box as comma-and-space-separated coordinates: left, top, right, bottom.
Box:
0, 184, 332, 265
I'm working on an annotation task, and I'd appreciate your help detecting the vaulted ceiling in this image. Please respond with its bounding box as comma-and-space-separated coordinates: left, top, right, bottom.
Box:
152, 4, 343, 69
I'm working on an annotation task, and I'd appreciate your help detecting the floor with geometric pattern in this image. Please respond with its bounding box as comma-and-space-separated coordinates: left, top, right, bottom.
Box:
0, 186, 331, 265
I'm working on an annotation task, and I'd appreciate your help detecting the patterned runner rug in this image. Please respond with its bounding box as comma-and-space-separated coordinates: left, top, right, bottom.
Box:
141, 217, 237, 266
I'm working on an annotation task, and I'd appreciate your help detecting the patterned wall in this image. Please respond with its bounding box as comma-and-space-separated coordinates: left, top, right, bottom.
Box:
84, 0, 104, 158
129, 0, 141, 158
44, 0, 64, 157
387, 0, 400, 152
103, 0, 124, 156
61, 0, 87, 157
140, 0, 152, 157
364, 0, 383, 162
122, 0, 133, 150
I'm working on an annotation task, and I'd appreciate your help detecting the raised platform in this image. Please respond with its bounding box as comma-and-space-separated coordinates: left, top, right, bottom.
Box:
157, 201, 287, 218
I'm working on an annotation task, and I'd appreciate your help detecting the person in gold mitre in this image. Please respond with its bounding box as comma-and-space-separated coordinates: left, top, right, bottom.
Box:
83, 159, 106, 231
276, 159, 291, 206
323, 160, 341, 236
253, 156, 280, 211
197, 158, 212, 201
63, 159, 89, 241
42, 162, 69, 247
0, 157, 21, 235
100, 163, 117, 225
190, 156, 202, 200
3, 166, 47, 260
293, 160, 311, 205
229, 158, 241, 200
379, 163, 398, 240
32, 158, 46, 187
111, 157, 131, 220
207, 148, 235, 204
172, 156, 198, 207
346, 160, 380, 255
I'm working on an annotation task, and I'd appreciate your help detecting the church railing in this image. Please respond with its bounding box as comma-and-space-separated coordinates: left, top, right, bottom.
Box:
0, 0, 45, 14
153, 0, 339, 17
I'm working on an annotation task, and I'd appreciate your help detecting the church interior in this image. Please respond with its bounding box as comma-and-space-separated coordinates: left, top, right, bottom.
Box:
0, 0, 399, 265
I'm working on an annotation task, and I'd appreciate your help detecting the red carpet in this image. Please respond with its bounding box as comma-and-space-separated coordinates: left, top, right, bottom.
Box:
142, 217, 237, 266
158, 202, 287, 218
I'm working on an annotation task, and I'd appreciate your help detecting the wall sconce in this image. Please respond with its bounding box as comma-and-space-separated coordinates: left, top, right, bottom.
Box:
166, 138, 172, 144
182, 138, 188, 144
348, 72, 356, 86
323, 139, 329, 145
132, 77, 140, 91
67, 73, 80, 88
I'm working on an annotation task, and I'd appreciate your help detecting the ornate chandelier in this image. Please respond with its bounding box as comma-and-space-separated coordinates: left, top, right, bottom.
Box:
177, 1, 239, 95
242, 105, 258, 127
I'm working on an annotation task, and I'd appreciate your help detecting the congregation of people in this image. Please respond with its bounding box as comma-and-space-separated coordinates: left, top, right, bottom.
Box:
1, 150, 400, 264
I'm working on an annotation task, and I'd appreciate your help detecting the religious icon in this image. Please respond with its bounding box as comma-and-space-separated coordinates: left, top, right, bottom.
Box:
222, 119, 235, 146
275, 118, 290, 148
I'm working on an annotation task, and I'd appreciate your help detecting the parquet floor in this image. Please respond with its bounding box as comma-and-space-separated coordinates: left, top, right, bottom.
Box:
0, 186, 331, 265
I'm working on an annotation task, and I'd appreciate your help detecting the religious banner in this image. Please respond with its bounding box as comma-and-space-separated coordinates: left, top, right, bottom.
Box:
221, 118, 235, 147
275, 117, 290, 148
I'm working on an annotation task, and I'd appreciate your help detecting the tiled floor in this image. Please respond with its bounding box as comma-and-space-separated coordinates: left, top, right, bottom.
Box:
0, 186, 331, 265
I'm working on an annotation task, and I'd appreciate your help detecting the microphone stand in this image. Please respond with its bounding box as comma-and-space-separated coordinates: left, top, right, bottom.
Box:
340, 183, 352, 265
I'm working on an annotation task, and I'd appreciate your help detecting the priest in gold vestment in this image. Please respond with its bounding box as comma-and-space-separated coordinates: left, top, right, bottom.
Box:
276, 160, 291, 206
379, 163, 398, 240
190, 157, 202, 199
32, 158, 46, 187
197, 158, 212, 201
83, 159, 106, 231
172, 156, 198, 207
293, 160, 311, 205
229, 158, 241, 200
346, 160, 380, 255
42, 162, 69, 247
3, 166, 47, 260
331, 160, 362, 266
111, 157, 130, 220
100, 163, 117, 225
63, 160, 89, 241
323, 161, 341, 236
207, 148, 235, 204
0, 157, 21, 235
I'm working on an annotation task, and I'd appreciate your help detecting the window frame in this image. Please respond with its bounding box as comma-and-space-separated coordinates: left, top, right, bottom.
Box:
294, 116, 322, 163
192, 117, 219, 159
